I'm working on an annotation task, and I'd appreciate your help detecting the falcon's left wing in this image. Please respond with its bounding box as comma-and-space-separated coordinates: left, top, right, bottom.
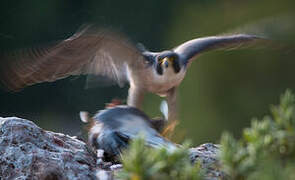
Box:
173, 34, 267, 64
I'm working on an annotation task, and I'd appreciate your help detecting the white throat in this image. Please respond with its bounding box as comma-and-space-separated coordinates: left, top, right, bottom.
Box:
157, 66, 185, 84
146, 66, 186, 95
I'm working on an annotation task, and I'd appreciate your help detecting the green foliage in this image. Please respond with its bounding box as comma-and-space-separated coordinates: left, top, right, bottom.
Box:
117, 90, 295, 180
220, 90, 295, 180
117, 138, 203, 180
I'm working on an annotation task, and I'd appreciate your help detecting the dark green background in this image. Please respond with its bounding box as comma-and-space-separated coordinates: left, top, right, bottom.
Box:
1, 0, 295, 144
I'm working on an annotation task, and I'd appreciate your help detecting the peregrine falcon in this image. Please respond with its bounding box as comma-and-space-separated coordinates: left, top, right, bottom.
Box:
0, 25, 266, 121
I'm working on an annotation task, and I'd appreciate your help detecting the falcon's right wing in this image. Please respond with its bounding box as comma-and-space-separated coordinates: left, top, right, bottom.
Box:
0, 26, 145, 91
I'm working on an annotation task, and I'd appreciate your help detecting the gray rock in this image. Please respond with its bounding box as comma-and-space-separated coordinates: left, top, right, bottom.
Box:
190, 143, 225, 180
0, 117, 98, 180
0, 117, 224, 180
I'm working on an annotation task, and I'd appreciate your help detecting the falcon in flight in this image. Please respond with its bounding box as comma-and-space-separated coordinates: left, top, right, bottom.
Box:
0, 25, 266, 121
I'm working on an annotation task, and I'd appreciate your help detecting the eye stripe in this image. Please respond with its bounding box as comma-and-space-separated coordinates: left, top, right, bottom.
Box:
156, 63, 163, 75
172, 59, 181, 73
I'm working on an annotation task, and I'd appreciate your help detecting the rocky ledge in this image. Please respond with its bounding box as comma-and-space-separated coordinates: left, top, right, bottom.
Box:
0, 117, 224, 180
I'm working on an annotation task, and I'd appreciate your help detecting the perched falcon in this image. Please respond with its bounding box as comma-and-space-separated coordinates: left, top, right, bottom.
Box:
0, 25, 266, 121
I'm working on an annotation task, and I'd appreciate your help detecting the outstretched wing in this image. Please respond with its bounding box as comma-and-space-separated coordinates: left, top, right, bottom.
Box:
0, 26, 144, 91
173, 34, 267, 64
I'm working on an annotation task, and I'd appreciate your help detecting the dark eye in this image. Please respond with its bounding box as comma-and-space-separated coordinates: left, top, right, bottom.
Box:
142, 53, 154, 65
157, 56, 163, 63
157, 58, 164, 65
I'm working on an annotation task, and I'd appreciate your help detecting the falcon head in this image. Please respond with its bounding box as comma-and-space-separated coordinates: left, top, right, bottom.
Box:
154, 51, 181, 75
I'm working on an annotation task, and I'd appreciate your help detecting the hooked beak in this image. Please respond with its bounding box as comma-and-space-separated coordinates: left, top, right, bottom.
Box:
164, 59, 169, 68
161, 57, 172, 68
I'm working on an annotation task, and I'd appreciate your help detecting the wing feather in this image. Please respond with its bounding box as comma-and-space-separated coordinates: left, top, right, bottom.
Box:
173, 34, 267, 64
0, 26, 144, 91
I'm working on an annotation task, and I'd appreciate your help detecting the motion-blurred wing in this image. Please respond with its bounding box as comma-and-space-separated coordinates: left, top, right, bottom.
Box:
173, 34, 266, 64
0, 26, 144, 91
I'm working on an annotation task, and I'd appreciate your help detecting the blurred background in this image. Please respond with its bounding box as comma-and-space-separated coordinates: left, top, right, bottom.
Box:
0, 0, 295, 145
